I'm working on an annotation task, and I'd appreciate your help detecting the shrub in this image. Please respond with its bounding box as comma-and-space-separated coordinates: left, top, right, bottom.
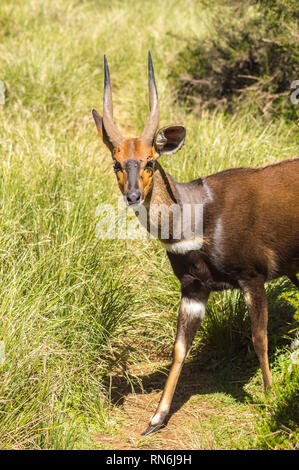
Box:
169, 0, 299, 120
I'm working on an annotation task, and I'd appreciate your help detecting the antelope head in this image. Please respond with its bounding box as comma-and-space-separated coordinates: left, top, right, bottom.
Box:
92, 52, 186, 206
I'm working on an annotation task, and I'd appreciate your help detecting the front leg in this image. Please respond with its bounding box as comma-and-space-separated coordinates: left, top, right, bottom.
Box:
142, 285, 210, 435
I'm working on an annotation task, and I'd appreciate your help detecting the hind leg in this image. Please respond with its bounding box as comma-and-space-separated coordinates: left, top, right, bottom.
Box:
240, 277, 272, 391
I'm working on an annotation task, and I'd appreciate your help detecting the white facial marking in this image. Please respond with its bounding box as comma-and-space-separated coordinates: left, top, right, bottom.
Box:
161, 236, 203, 254
181, 297, 206, 320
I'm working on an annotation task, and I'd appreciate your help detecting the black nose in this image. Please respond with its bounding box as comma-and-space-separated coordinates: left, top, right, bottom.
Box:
126, 191, 141, 205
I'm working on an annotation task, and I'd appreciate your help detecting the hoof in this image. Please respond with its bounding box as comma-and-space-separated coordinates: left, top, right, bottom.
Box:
141, 422, 165, 436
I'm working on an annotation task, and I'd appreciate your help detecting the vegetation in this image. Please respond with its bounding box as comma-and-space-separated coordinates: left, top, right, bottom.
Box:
253, 348, 299, 450
169, 0, 299, 120
0, 0, 298, 450
252, 289, 298, 450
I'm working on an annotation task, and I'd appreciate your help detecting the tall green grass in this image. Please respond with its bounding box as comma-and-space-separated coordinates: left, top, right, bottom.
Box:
253, 347, 299, 450
0, 0, 298, 449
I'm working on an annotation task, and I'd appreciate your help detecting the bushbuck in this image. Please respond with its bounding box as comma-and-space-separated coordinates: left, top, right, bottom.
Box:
92, 52, 299, 435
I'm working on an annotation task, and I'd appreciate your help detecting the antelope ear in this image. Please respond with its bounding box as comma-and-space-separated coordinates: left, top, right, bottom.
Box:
92, 109, 114, 154
154, 125, 186, 156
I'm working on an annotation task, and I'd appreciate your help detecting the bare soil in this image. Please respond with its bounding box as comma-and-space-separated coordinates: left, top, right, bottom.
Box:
94, 360, 257, 450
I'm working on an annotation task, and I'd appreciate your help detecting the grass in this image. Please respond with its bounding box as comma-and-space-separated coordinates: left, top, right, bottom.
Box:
253, 347, 299, 450
0, 0, 298, 450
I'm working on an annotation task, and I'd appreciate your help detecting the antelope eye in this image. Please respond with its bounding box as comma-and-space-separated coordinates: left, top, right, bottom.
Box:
113, 161, 122, 172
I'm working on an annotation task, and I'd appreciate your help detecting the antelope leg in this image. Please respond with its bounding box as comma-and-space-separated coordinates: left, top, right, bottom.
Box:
142, 287, 209, 435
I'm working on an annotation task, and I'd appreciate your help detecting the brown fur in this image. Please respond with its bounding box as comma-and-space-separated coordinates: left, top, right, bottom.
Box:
92, 66, 299, 436
145, 157, 299, 435
110, 138, 157, 200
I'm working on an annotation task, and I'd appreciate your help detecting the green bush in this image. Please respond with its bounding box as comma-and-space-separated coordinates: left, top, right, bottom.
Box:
169, 0, 299, 120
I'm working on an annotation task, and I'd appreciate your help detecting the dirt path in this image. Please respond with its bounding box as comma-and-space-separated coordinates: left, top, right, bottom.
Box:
94, 360, 257, 450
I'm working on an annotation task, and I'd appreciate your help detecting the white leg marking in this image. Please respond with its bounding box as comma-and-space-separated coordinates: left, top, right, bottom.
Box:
151, 413, 162, 425
181, 297, 206, 320
161, 236, 204, 254
174, 338, 187, 362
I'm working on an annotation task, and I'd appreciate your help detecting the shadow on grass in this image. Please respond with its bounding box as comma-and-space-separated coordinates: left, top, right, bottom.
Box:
103, 278, 297, 425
